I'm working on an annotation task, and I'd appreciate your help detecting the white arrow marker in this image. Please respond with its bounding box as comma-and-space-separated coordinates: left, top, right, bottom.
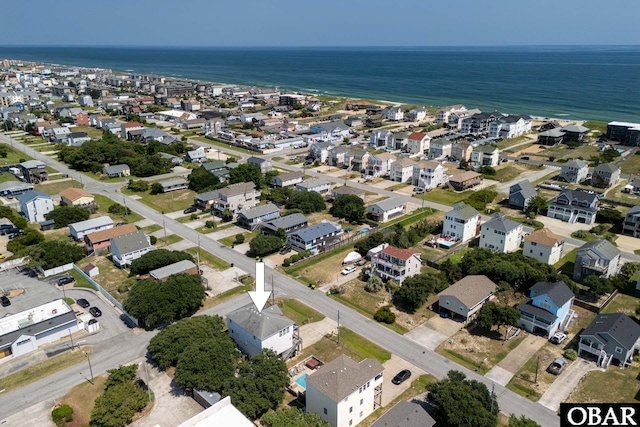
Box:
248, 262, 271, 313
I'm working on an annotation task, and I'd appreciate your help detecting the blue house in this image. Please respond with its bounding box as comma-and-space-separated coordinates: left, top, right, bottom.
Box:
517, 280, 574, 338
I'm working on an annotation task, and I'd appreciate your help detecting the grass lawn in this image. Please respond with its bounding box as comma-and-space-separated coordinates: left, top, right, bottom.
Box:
283, 244, 353, 285
601, 293, 639, 317
485, 163, 541, 183
272, 156, 284, 161
443, 247, 471, 264
122, 188, 196, 213
620, 154, 640, 176
191, 136, 256, 155
93, 194, 144, 223
219, 230, 259, 247
583, 121, 608, 136
35, 179, 82, 195
155, 233, 184, 247
276, 298, 325, 325
386, 183, 410, 191
555, 248, 577, 274
68, 268, 94, 289
495, 134, 535, 150
568, 367, 640, 404
607, 181, 640, 205
185, 247, 230, 270
570, 228, 618, 245
0, 145, 35, 166
83, 171, 129, 183
506, 343, 559, 401
59, 374, 108, 427
0, 347, 93, 394
78, 256, 131, 301
72, 125, 104, 139
195, 225, 216, 234
141, 224, 162, 234
420, 187, 471, 206
0, 172, 21, 184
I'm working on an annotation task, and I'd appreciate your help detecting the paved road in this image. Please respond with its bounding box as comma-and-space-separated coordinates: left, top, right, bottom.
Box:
0, 133, 571, 426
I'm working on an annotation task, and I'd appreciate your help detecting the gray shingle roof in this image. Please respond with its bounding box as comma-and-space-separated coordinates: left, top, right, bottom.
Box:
16, 190, 50, 204
593, 163, 620, 174
290, 222, 339, 242
370, 197, 404, 212
510, 180, 537, 199
297, 178, 331, 190
370, 401, 436, 427
529, 280, 574, 307
582, 313, 640, 352
438, 275, 498, 308
517, 300, 558, 323
160, 178, 188, 187
306, 355, 383, 403
0, 181, 34, 193
555, 189, 599, 206
110, 230, 152, 254
226, 303, 294, 340
20, 160, 46, 169
449, 202, 479, 220
69, 216, 114, 233
238, 203, 279, 220
538, 128, 565, 138
562, 125, 589, 133
482, 213, 521, 233
103, 164, 130, 174
563, 159, 589, 169
149, 260, 197, 280
577, 239, 620, 262
263, 213, 308, 231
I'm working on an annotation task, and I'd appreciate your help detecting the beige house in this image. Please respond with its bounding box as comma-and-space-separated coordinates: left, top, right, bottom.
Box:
437, 275, 497, 321
523, 228, 565, 265
470, 145, 501, 167
591, 163, 621, 188
194, 182, 260, 215
389, 158, 415, 183
451, 141, 473, 162
59, 188, 95, 207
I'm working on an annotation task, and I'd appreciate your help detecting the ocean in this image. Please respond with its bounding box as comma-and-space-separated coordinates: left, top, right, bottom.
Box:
0, 45, 638, 122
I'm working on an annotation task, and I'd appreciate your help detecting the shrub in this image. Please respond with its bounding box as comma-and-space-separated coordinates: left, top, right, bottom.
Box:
365, 275, 383, 293
149, 235, 158, 245
118, 283, 129, 293
52, 404, 73, 426
205, 220, 216, 229
374, 306, 396, 324
564, 349, 578, 361
234, 233, 245, 245
290, 254, 301, 263
190, 213, 199, 221
573, 230, 588, 238
282, 258, 291, 267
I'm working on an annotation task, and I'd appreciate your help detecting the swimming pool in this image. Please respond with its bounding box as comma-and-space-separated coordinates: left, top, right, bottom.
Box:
295, 373, 309, 389
360, 227, 370, 233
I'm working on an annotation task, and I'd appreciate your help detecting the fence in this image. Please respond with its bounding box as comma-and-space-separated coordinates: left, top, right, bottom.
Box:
0, 256, 28, 271
72, 264, 139, 327
573, 289, 619, 314
38, 262, 74, 278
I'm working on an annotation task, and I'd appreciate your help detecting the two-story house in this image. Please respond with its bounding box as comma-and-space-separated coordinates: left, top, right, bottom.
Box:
443, 202, 481, 243
479, 213, 523, 253
365, 153, 395, 178
573, 239, 621, 283
383, 106, 404, 121
390, 133, 408, 151
438, 275, 497, 321
450, 141, 473, 162
470, 145, 500, 168
344, 149, 370, 173
237, 203, 280, 230
460, 111, 504, 135
622, 205, 640, 238
508, 180, 537, 210
407, 132, 430, 155
371, 245, 421, 284
194, 182, 260, 216
331, 186, 365, 201
560, 159, 590, 183
246, 156, 272, 173
306, 355, 383, 427
517, 280, 575, 338
17, 190, 54, 223
368, 130, 393, 149
523, 228, 565, 265
389, 158, 415, 183
296, 178, 332, 194
60, 188, 95, 209
367, 198, 405, 223
427, 139, 452, 160
412, 160, 448, 190
547, 189, 599, 225
19, 160, 48, 184
449, 171, 483, 191
288, 222, 341, 252
590, 163, 621, 188
69, 216, 114, 241
436, 104, 467, 123
327, 146, 351, 168
110, 230, 154, 268
120, 122, 145, 140
262, 213, 308, 236
578, 313, 640, 369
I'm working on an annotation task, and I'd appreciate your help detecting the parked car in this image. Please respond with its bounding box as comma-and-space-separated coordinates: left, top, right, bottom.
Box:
76, 298, 90, 308
183, 206, 197, 214
520, 156, 530, 160
392, 369, 412, 385
279, 246, 292, 255
8, 232, 24, 240
341, 266, 357, 275
413, 187, 425, 194
1, 227, 19, 235
57, 276, 75, 286
550, 332, 567, 345
0, 253, 5, 260
547, 358, 567, 375
1, 295, 10, 307
89, 307, 102, 317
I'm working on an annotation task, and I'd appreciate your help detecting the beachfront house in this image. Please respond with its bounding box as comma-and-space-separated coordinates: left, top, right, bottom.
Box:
436, 104, 467, 123
443, 203, 481, 243
606, 121, 640, 146
488, 115, 532, 139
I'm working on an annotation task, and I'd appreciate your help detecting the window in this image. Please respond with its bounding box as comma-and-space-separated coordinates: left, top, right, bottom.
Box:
616, 347, 623, 353
349, 421, 353, 426
350, 407, 353, 413
360, 399, 363, 405
324, 408, 327, 415
360, 411, 363, 417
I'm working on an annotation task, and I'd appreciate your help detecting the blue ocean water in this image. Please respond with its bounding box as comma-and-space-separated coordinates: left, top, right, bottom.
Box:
0, 46, 638, 122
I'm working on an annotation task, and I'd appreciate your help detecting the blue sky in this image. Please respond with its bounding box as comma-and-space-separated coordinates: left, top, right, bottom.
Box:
3, 0, 640, 47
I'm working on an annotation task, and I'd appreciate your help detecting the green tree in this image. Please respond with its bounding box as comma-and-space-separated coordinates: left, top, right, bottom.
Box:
0, 145, 8, 158
27, 240, 85, 270
234, 233, 246, 245
596, 208, 624, 224
354, 231, 385, 256
7, 228, 45, 254
525, 196, 548, 216
249, 234, 284, 257
330, 194, 365, 223
221, 208, 234, 222
174, 335, 238, 391
394, 273, 448, 313
365, 274, 383, 293
129, 249, 194, 275
508, 415, 541, 427
286, 191, 326, 214
261, 407, 330, 427
150, 182, 164, 194
229, 163, 265, 188
148, 316, 227, 369
427, 370, 499, 427
90, 365, 149, 427
583, 275, 614, 296
107, 203, 131, 216
373, 305, 396, 324
45, 206, 90, 228
266, 187, 293, 205
188, 167, 221, 192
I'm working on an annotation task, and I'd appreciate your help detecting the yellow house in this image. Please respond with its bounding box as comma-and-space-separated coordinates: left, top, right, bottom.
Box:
60, 188, 95, 207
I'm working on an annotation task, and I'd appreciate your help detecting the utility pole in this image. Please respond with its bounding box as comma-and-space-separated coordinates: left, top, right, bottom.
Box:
83, 350, 94, 385
68, 329, 74, 350
163, 218, 167, 245
197, 235, 201, 272
271, 276, 275, 306
337, 310, 341, 344
123, 195, 128, 221
535, 355, 539, 384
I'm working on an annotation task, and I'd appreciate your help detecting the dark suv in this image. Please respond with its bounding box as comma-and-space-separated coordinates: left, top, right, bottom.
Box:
58, 276, 75, 286
1, 295, 10, 307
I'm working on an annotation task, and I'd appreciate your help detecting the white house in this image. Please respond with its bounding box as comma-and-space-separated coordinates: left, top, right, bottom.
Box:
271, 171, 304, 188
407, 132, 430, 155
371, 245, 421, 284
412, 160, 448, 190
443, 203, 481, 243
296, 178, 332, 194
383, 106, 404, 121
389, 158, 415, 183
69, 216, 114, 241
17, 191, 54, 223
488, 115, 532, 139
573, 239, 621, 283
436, 104, 467, 123
365, 153, 395, 177
367, 198, 405, 223
523, 228, 565, 265
368, 130, 393, 149
226, 301, 300, 359
309, 141, 335, 163
470, 145, 501, 168
288, 222, 342, 252
306, 354, 384, 427
428, 139, 452, 160
110, 230, 154, 268
479, 213, 523, 253
560, 159, 590, 183
407, 108, 427, 122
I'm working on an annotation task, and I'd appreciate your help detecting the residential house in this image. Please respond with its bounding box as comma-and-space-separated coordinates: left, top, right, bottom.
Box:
427, 139, 452, 160
390, 133, 408, 151
110, 230, 154, 268
227, 302, 301, 359
69, 216, 114, 241
606, 121, 640, 146
0, 181, 34, 197
622, 205, 640, 238
50, 127, 71, 143
178, 396, 253, 427
186, 147, 207, 163
181, 99, 201, 112
508, 180, 537, 210
141, 127, 174, 144
365, 153, 395, 177
537, 128, 565, 146
271, 171, 304, 188
307, 355, 383, 427
560, 159, 589, 183
288, 222, 341, 252
84, 223, 138, 255
448, 171, 482, 191
66, 132, 90, 146
523, 228, 565, 265
470, 145, 500, 167
573, 239, 621, 283
102, 164, 130, 178
309, 121, 351, 140
479, 213, 523, 253
60, 188, 95, 208
150, 260, 198, 281
389, 158, 415, 183
120, 122, 145, 140
460, 111, 504, 135
17, 191, 53, 223
309, 141, 335, 163
407, 132, 430, 155
383, 106, 404, 121
591, 163, 621, 188
438, 275, 498, 321
579, 313, 640, 368
488, 115, 532, 139
331, 186, 365, 201
547, 189, 599, 225
246, 156, 272, 173
19, 160, 48, 183
237, 203, 280, 230
368, 130, 393, 149
371, 245, 421, 284
194, 182, 260, 216
407, 108, 428, 122
159, 178, 188, 193
262, 213, 308, 235
367, 198, 405, 223
370, 401, 436, 427
327, 146, 351, 167
443, 202, 481, 243
344, 115, 365, 127
562, 125, 590, 143
296, 178, 331, 194
344, 149, 370, 172
436, 104, 467, 123
517, 281, 575, 338
412, 160, 448, 190
75, 112, 89, 126
450, 141, 473, 162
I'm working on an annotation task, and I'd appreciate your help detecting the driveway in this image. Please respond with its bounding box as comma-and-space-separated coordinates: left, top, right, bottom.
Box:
299, 317, 337, 350
538, 358, 595, 411
485, 334, 547, 386
405, 316, 463, 351
380, 355, 426, 406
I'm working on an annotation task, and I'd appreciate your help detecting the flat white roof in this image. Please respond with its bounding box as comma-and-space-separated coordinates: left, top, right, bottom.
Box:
177, 396, 253, 427
0, 299, 72, 336
608, 121, 640, 130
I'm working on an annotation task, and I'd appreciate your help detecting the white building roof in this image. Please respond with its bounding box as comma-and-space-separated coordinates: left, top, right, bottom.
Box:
0, 299, 71, 336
